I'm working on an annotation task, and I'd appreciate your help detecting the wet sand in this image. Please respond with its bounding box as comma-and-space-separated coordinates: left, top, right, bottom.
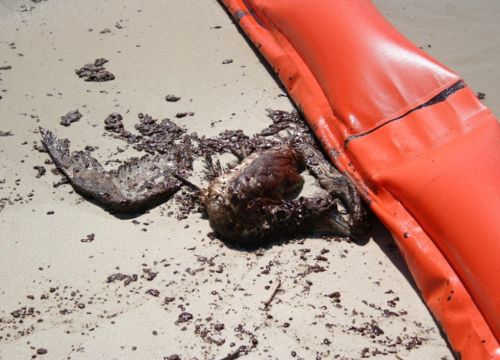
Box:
0, 1, 498, 359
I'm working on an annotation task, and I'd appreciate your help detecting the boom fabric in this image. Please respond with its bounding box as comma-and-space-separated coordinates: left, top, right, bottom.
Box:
221, 0, 500, 358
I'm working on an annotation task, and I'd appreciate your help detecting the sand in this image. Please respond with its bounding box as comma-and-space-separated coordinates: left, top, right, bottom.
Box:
0, 1, 498, 359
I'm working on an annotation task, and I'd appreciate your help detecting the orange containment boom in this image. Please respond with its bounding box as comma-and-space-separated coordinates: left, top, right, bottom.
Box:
221, 0, 500, 358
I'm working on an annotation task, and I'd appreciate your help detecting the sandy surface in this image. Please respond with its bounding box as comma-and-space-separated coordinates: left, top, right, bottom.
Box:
0, 1, 498, 359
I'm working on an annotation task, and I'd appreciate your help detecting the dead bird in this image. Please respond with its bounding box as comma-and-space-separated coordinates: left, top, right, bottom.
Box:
190, 144, 367, 246
40, 118, 367, 246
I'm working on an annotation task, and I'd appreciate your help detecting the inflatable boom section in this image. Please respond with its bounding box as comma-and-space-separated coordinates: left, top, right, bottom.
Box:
221, 0, 500, 358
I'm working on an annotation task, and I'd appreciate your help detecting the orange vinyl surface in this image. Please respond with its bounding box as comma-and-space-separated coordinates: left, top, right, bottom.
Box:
222, 0, 500, 358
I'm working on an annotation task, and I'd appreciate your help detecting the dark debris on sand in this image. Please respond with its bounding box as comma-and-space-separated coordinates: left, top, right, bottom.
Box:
106, 273, 138, 286
104, 112, 124, 133
60, 110, 83, 127
165, 94, 181, 102
75, 58, 115, 82
477, 91, 486, 100
33, 165, 46, 178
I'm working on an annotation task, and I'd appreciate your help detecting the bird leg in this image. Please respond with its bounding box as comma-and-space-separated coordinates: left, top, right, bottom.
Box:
298, 143, 368, 235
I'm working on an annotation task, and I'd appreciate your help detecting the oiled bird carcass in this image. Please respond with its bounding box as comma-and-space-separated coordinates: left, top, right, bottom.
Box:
202, 145, 366, 246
